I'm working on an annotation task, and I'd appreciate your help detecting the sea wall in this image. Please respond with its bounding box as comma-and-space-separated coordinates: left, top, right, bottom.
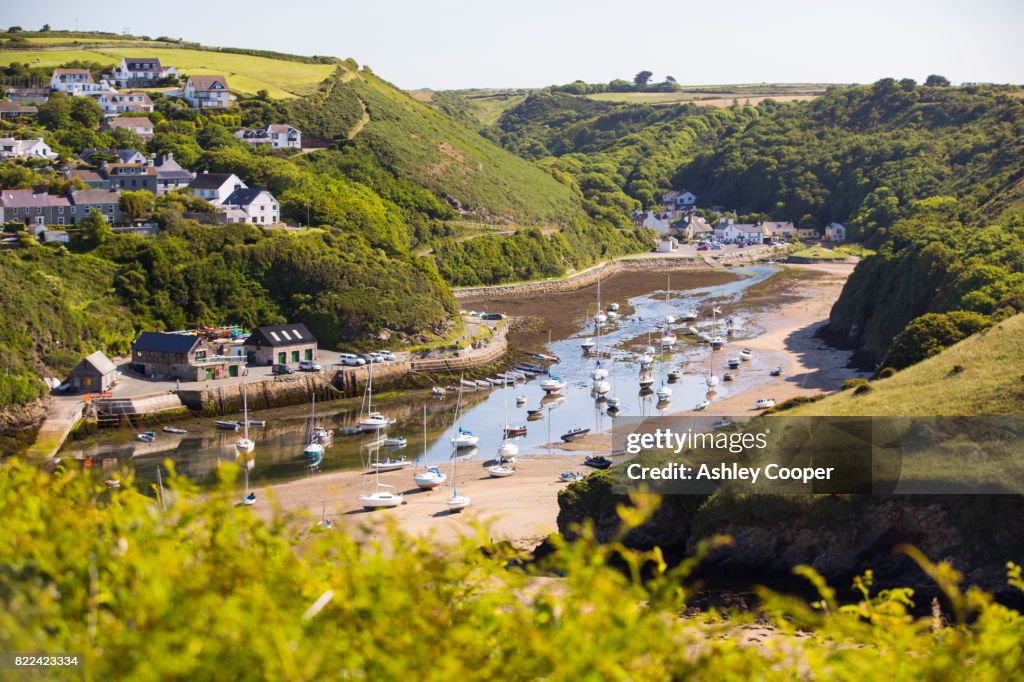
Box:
176, 374, 341, 416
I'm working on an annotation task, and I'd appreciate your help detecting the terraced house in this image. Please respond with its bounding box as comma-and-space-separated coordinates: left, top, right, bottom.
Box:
70, 189, 123, 225
0, 190, 71, 228
131, 332, 245, 381
244, 323, 318, 366
105, 116, 155, 141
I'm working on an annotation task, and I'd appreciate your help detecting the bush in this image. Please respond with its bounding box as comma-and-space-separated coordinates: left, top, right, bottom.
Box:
885, 311, 993, 369
853, 383, 873, 395
842, 378, 871, 391
1, 462, 1023, 679
877, 367, 897, 379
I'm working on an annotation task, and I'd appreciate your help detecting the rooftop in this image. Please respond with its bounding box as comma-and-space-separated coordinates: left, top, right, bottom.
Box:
133, 332, 202, 355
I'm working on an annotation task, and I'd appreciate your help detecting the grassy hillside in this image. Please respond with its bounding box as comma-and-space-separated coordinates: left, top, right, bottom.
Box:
786, 313, 1024, 416
296, 71, 586, 224
0, 44, 339, 98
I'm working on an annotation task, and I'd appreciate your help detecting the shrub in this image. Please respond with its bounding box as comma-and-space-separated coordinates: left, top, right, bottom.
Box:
853, 383, 873, 395
842, 378, 870, 391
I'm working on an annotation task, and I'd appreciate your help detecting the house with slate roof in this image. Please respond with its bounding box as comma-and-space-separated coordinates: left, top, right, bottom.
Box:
131, 332, 245, 381
244, 323, 317, 366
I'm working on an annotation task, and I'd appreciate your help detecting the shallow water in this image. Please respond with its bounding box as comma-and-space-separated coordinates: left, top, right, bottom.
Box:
65, 265, 783, 488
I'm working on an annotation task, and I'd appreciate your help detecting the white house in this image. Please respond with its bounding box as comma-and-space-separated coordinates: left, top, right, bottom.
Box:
661, 190, 696, 209
109, 57, 178, 88
150, 153, 195, 195
633, 210, 673, 234
797, 227, 820, 241
181, 75, 230, 109
763, 221, 796, 240
91, 91, 154, 116
681, 215, 713, 241
0, 137, 58, 160
187, 172, 247, 205
235, 124, 302, 149
49, 68, 116, 97
105, 116, 154, 141
220, 188, 280, 225
658, 236, 679, 253
825, 222, 847, 243
715, 219, 768, 243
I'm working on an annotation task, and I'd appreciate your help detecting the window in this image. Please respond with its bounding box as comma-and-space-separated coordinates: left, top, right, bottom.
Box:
58, 206, 64, 214
58, 217, 64, 225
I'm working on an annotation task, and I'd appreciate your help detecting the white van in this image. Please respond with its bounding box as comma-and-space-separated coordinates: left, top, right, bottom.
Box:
339, 353, 366, 366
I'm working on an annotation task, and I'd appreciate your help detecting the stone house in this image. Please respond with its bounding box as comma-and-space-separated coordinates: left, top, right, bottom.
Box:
244, 323, 317, 366
67, 350, 117, 393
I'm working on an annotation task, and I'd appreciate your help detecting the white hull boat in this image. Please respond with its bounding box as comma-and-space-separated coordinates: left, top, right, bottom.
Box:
414, 467, 446, 489
487, 464, 516, 478
359, 491, 404, 510
451, 428, 480, 448
447, 493, 471, 513
234, 437, 255, 454
581, 338, 595, 353
706, 374, 720, 387
755, 398, 776, 409
694, 400, 710, 411
661, 333, 677, 347
740, 349, 753, 361
594, 380, 611, 395
359, 413, 392, 432
656, 387, 672, 401
371, 457, 412, 472
540, 377, 567, 394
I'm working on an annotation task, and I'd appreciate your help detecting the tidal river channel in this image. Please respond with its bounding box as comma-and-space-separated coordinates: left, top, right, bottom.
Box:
62, 265, 786, 489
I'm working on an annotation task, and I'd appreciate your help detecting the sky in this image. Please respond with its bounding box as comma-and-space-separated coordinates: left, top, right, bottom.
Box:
6, 0, 1024, 89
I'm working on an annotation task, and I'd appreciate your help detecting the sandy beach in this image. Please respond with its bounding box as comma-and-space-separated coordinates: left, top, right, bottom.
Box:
258, 262, 865, 547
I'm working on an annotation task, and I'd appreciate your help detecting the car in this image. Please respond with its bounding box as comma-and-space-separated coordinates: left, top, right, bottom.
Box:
376, 350, 397, 361
339, 353, 366, 366
710, 243, 724, 250
697, 245, 710, 251
368, 352, 385, 363
298, 360, 322, 372
272, 364, 295, 375
481, 312, 504, 321
357, 353, 378, 365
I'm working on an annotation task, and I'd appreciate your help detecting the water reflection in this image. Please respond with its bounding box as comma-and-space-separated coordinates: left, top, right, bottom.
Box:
64, 265, 781, 487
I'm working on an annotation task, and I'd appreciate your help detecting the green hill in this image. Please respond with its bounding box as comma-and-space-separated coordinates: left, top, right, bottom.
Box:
783, 313, 1024, 416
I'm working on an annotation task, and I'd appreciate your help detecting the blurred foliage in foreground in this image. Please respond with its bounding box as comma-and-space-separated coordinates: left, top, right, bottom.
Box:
0, 462, 1022, 681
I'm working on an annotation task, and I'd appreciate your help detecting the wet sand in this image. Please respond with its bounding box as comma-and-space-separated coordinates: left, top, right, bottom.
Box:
255, 454, 576, 550
260, 263, 863, 547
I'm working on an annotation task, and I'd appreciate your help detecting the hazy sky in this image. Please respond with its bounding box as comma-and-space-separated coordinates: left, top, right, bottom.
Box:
6, 0, 1023, 89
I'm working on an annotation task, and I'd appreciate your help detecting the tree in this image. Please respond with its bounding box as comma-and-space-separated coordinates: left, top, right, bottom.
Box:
633, 71, 653, 88
7, 26, 22, 33
69, 96, 104, 128
899, 78, 917, 91
925, 74, 950, 87
665, 75, 677, 84
79, 208, 111, 246
37, 92, 72, 129
120, 190, 156, 224
41, 23, 51, 32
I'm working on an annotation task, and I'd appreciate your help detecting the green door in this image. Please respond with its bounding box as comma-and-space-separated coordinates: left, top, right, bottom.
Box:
277, 351, 286, 364
247, 352, 256, 364
304, 349, 313, 361
205, 368, 214, 381
229, 365, 239, 377
291, 350, 300, 363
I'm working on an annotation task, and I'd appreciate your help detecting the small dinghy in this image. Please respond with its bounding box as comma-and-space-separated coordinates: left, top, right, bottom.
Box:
584, 455, 612, 470
516, 395, 527, 405
240, 492, 256, 506
723, 372, 735, 382
755, 398, 776, 409
727, 358, 741, 369
740, 349, 753, 361
432, 386, 447, 397
384, 436, 407, 448
162, 426, 188, 434
215, 421, 239, 431
694, 399, 711, 411
560, 426, 590, 442
770, 366, 784, 377
504, 425, 528, 438
560, 471, 585, 482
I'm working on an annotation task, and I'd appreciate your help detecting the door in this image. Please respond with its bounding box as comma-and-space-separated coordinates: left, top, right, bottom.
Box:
247, 352, 256, 364
205, 368, 214, 381
291, 350, 300, 363
277, 351, 286, 364
228, 365, 239, 377
304, 349, 313, 361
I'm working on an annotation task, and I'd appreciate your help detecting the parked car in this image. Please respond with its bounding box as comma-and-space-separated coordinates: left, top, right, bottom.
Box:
376, 350, 397, 361
697, 245, 710, 251
481, 312, 504, 321
298, 360, 322, 372
339, 353, 366, 366
357, 353, 378, 365
710, 243, 724, 250
272, 364, 295, 375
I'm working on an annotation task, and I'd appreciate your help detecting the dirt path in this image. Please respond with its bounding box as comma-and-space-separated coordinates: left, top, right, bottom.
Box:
347, 96, 370, 140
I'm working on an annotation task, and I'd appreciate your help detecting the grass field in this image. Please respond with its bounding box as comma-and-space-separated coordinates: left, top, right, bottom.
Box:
584, 83, 832, 106
785, 313, 1024, 416
0, 46, 339, 98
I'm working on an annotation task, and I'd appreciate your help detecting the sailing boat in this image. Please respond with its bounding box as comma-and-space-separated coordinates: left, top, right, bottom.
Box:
447, 385, 471, 512
489, 386, 517, 478
605, 360, 621, 410
302, 393, 325, 459
593, 274, 607, 326
358, 439, 404, 509
664, 275, 677, 325
413, 405, 447, 489
705, 336, 720, 388
234, 382, 255, 454
710, 306, 726, 351
359, 363, 393, 432
450, 373, 480, 448
239, 452, 256, 506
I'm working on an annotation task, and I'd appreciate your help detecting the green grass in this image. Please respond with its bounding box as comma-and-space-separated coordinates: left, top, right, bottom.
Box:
785, 313, 1024, 416
790, 244, 854, 259
0, 46, 339, 98
349, 72, 584, 224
